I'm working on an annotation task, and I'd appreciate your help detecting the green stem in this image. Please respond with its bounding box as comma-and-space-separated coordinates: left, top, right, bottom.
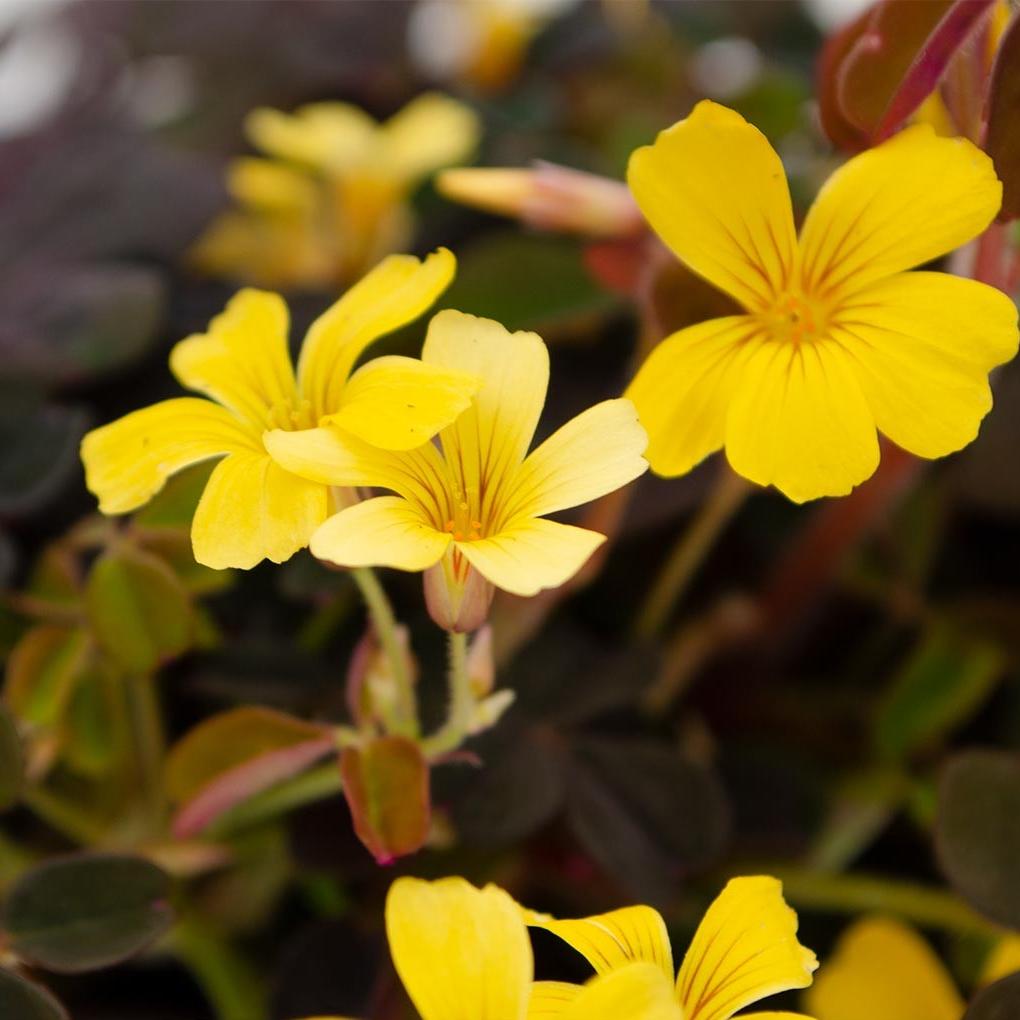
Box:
172, 916, 268, 1020
633, 467, 750, 640
351, 568, 418, 738
126, 672, 167, 833
761, 866, 1004, 938
422, 631, 473, 757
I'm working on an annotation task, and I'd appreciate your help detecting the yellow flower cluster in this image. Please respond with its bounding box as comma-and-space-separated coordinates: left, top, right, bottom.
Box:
304, 873, 818, 1020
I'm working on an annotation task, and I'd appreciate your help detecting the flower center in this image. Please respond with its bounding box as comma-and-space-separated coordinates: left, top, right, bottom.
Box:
761, 291, 829, 345
443, 499, 483, 543
265, 398, 317, 432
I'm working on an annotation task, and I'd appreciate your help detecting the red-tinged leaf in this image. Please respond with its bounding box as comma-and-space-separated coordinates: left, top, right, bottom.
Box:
166, 706, 334, 815
172, 736, 336, 838
5, 625, 91, 728
986, 12, 1020, 220
817, 5, 875, 150
836, 0, 954, 139
876, 0, 997, 140
340, 736, 430, 864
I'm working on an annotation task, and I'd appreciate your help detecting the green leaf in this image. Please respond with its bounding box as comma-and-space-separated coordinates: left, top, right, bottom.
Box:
5, 625, 91, 728
438, 232, 620, 334
986, 13, 1020, 220
874, 626, 1004, 762
138, 531, 232, 597
0, 704, 25, 810
0, 970, 68, 1020
86, 546, 193, 674
62, 663, 126, 777
340, 736, 430, 864
965, 972, 1020, 1019
4, 853, 174, 973
133, 462, 215, 531
937, 751, 1020, 930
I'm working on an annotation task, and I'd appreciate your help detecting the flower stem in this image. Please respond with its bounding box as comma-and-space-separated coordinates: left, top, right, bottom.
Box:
422, 630, 473, 758
350, 567, 418, 738
126, 672, 167, 834
758, 866, 1003, 938
633, 467, 750, 640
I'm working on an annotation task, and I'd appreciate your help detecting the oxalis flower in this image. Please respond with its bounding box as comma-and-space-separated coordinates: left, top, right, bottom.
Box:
307, 874, 816, 1020
806, 915, 1020, 1020
81, 250, 476, 569
626, 100, 1019, 503
267, 309, 648, 628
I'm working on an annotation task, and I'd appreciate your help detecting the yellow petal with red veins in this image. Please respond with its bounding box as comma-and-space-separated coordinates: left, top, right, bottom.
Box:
81, 398, 256, 515
725, 336, 879, 503
457, 517, 605, 597
170, 289, 297, 430
676, 876, 817, 1020
627, 101, 797, 313
310, 496, 451, 572
423, 309, 549, 527
296, 248, 455, 419
832, 271, 1019, 459
504, 398, 648, 522
799, 125, 1001, 302
385, 877, 532, 1020
524, 904, 674, 982
381, 92, 481, 185
626, 316, 760, 478
191, 451, 326, 570
325, 354, 479, 451
246, 102, 377, 173
804, 916, 962, 1020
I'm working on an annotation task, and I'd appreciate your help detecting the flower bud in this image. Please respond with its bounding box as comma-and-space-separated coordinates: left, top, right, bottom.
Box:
437, 162, 644, 238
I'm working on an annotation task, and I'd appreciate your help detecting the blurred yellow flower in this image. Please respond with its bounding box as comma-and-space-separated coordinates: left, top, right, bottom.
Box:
806, 915, 1020, 1020
81, 250, 476, 570
191, 93, 480, 289
266, 309, 648, 606
525, 875, 819, 1020
626, 100, 1019, 503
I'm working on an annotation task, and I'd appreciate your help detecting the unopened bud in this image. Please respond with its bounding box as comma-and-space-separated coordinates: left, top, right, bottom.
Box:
346, 624, 416, 727
424, 560, 494, 633
468, 689, 516, 737
466, 624, 495, 696
438, 162, 644, 238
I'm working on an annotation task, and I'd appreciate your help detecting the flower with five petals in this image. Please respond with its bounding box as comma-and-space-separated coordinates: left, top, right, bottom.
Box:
626, 101, 1019, 502
266, 309, 648, 620
81, 250, 476, 569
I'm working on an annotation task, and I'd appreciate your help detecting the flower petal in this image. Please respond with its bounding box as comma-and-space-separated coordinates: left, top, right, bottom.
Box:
191, 451, 327, 569
296, 248, 455, 418
265, 426, 453, 524
803, 917, 962, 1020
503, 399, 648, 521
799, 125, 1001, 301
246, 102, 377, 173
385, 877, 532, 1020
627, 101, 797, 312
310, 496, 451, 572
547, 965, 683, 1020
626, 316, 760, 478
725, 336, 879, 502
423, 309, 549, 528
832, 272, 1019, 458
81, 398, 256, 515
676, 876, 818, 1020
526, 983, 583, 1018
525, 904, 674, 982
325, 355, 479, 451
170, 289, 297, 429
381, 92, 481, 184
457, 517, 604, 596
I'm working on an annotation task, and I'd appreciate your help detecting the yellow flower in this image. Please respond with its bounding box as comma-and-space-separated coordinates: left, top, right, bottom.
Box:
524, 875, 819, 1020
81, 250, 477, 570
192, 93, 480, 288
266, 309, 648, 606
626, 101, 1019, 503
806, 915, 1020, 1020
